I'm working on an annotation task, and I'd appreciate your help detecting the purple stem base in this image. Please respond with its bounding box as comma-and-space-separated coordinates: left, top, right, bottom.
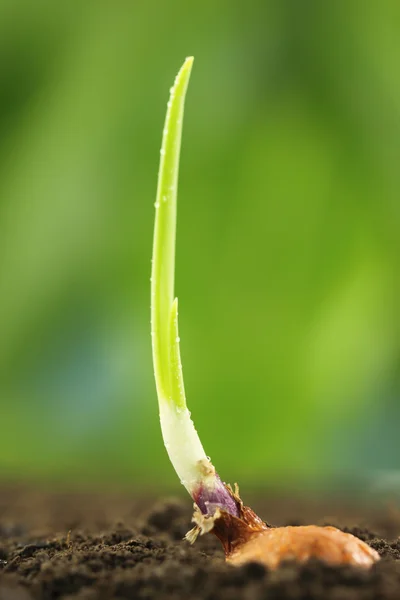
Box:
192, 474, 240, 518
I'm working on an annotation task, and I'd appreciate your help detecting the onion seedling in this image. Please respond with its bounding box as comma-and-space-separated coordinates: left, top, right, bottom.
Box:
150, 57, 379, 569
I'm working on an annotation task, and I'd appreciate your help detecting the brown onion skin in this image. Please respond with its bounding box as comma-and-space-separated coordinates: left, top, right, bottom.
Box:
191, 484, 380, 569
226, 524, 380, 569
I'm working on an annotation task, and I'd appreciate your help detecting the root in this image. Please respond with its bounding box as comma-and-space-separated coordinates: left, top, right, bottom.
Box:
184, 504, 222, 544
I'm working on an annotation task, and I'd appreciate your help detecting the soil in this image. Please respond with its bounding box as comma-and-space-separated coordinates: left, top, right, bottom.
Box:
0, 486, 399, 599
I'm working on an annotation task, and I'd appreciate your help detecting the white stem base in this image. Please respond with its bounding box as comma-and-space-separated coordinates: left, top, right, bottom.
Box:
159, 403, 216, 495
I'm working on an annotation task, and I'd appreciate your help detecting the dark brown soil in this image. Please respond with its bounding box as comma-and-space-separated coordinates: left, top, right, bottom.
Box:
0, 486, 399, 599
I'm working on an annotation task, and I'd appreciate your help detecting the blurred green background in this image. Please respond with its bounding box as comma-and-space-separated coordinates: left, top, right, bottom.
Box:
0, 0, 399, 493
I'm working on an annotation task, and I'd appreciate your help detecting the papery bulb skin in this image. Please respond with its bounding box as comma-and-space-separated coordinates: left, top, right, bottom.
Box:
226, 524, 380, 569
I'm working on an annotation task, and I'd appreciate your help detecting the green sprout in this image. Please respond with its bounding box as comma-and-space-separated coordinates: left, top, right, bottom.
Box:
149, 58, 379, 570
151, 57, 237, 514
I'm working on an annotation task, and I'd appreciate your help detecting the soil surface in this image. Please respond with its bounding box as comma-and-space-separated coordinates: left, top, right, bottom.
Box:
0, 485, 399, 599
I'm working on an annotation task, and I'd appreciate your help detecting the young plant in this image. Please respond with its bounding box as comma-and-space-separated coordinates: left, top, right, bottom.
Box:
150, 57, 379, 569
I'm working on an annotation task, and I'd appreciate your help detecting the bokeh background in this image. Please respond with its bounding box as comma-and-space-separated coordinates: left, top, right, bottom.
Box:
0, 0, 399, 495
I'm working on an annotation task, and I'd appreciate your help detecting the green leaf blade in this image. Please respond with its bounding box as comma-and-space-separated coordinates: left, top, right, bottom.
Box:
151, 57, 193, 406
169, 297, 186, 409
